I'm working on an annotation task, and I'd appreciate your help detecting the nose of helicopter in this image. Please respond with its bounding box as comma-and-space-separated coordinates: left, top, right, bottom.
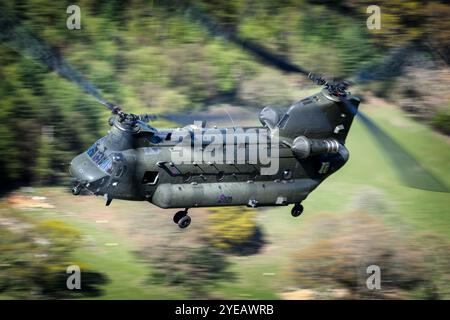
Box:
70, 152, 107, 181
69, 152, 110, 195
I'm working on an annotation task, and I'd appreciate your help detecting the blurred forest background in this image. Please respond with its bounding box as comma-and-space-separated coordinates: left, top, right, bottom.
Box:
0, 0, 449, 299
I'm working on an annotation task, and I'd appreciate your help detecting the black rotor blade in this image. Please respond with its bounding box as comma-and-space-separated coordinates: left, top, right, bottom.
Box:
177, 2, 428, 86
178, 4, 310, 76
136, 120, 158, 134
351, 41, 432, 84
227, 35, 310, 75
340, 98, 448, 193
0, 11, 118, 114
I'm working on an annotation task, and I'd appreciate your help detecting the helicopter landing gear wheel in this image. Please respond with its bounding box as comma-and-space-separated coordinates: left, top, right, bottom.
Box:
173, 210, 187, 224
291, 203, 304, 217
178, 215, 191, 229
72, 186, 81, 195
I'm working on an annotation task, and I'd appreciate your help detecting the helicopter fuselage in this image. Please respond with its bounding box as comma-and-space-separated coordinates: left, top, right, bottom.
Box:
69, 88, 359, 210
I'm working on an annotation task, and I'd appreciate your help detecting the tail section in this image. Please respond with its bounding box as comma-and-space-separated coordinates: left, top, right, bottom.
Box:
259, 88, 360, 180
275, 88, 360, 144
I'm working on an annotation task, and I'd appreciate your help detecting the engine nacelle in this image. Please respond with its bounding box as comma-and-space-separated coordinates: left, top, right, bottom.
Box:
291, 136, 340, 159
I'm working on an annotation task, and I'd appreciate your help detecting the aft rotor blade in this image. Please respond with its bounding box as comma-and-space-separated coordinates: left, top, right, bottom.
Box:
179, 4, 310, 76
340, 98, 448, 193
176, 3, 429, 87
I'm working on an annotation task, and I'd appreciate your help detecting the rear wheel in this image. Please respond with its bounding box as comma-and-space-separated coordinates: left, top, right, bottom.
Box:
178, 215, 191, 228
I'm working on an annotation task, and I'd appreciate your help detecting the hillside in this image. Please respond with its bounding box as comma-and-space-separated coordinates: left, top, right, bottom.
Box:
1, 99, 449, 299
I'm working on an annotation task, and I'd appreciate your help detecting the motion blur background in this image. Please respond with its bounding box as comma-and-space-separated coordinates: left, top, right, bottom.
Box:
0, 0, 449, 299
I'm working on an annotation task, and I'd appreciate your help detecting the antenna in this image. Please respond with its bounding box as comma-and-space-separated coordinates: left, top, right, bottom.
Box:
223, 105, 237, 129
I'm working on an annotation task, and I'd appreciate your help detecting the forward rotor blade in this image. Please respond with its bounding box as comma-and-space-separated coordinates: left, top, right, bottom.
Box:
0, 11, 118, 113
340, 98, 448, 192
136, 120, 158, 134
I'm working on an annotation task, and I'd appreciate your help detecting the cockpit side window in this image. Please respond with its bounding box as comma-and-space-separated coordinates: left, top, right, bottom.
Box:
277, 114, 290, 128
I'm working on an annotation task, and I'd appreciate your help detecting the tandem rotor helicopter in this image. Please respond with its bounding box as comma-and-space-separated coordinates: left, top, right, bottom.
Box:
67, 8, 449, 229
2, 6, 446, 229
70, 74, 359, 228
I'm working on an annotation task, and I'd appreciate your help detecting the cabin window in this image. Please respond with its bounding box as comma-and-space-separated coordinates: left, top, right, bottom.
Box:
301, 98, 313, 105
142, 171, 159, 185
278, 114, 289, 128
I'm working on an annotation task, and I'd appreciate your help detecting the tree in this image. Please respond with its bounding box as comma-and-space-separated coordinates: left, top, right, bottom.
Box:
205, 206, 265, 255
0, 208, 107, 298
289, 209, 449, 299
145, 240, 234, 298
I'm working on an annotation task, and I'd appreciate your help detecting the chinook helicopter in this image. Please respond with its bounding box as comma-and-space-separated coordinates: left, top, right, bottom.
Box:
0, 6, 446, 229
69, 74, 360, 228
68, 8, 449, 229
68, 72, 447, 228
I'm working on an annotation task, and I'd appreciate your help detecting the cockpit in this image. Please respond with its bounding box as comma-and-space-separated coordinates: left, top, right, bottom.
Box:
69, 136, 120, 195
86, 138, 114, 174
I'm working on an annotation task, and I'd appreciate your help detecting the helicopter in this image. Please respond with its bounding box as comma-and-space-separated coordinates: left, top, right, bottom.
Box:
67, 5, 449, 229
69, 74, 361, 228
1, 5, 446, 229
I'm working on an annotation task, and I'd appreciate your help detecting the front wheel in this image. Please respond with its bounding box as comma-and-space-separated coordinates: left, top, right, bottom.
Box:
173, 210, 187, 224
291, 204, 304, 217
72, 186, 81, 195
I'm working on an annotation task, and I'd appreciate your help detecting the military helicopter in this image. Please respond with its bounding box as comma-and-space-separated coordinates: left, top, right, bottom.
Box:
1, 6, 446, 229
68, 9, 449, 229
69, 73, 361, 228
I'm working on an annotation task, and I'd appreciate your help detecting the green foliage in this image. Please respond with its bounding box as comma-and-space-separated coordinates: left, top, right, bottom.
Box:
34, 130, 53, 184
147, 241, 233, 298
431, 105, 450, 134
0, 206, 107, 298
289, 210, 450, 299
205, 206, 265, 255
347, 0, 450, 55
